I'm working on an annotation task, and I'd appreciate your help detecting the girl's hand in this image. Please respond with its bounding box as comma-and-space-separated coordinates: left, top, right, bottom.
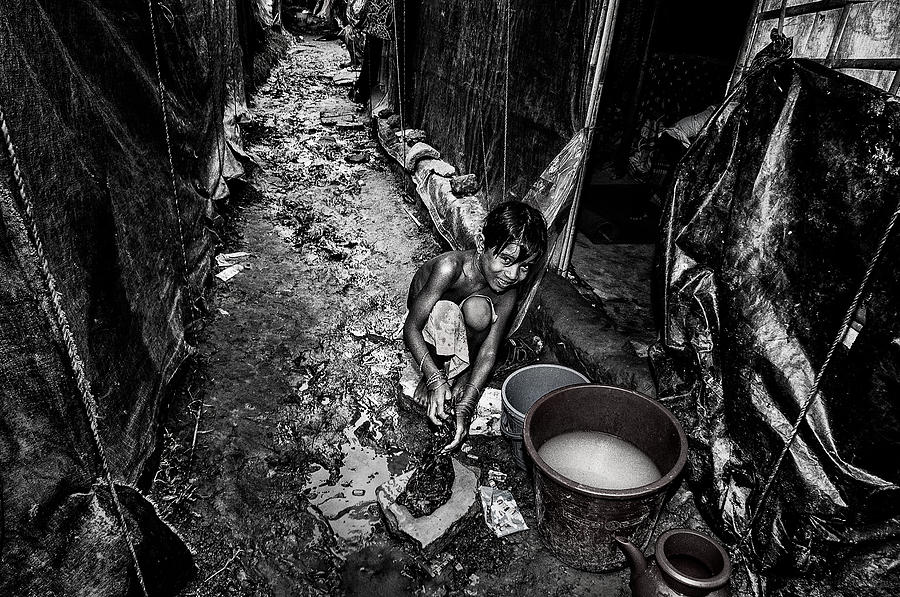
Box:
441, 417, 467, 454
440, 384, 480, 454
427, 383, 451, 426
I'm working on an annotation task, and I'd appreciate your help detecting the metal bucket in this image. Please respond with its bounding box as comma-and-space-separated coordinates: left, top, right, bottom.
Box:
524, 384, 687, 572
500, 364, 589, 469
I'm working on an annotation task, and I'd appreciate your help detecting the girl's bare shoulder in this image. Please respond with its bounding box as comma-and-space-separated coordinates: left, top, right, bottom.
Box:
429, 250, 467, 277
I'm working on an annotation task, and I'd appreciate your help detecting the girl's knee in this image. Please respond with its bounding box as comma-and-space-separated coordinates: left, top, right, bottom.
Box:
462, 296, 493, 332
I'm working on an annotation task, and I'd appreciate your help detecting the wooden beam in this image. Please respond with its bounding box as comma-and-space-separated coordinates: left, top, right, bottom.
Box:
824, 5, 853, 67
758, 0, 870, 22
810, 57, 900, 70
889, 71, 900, 95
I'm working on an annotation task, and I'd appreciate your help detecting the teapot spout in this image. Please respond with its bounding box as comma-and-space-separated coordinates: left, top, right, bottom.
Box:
614, 535, 648, 578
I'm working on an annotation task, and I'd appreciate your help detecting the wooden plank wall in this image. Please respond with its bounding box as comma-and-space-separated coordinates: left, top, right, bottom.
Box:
731, 0, 900, 94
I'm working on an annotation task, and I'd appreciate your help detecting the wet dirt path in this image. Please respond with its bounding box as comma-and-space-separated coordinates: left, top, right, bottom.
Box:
154, 36, 631, 597
154, 37, 439, 596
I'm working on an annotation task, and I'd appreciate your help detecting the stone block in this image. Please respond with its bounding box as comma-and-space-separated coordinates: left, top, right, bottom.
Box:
404, 142, 440, 171
450, 174, 478, 196
377, 459, 481, 553
416, 159, 456, 178
401, 129, 427, 145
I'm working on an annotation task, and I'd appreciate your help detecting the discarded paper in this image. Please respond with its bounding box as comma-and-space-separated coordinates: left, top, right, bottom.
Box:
215, 264, 244, 282
478, 486, 528, 538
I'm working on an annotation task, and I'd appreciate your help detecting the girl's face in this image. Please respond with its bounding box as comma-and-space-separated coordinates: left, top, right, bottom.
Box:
479, 242, 537, 293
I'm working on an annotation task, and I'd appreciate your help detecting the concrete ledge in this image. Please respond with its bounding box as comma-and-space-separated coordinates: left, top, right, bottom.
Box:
529, 273, 656, 398
376, 118, 484, 249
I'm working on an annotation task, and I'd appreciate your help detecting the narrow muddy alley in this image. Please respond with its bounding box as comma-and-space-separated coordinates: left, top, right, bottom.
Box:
152, 37, 629, 597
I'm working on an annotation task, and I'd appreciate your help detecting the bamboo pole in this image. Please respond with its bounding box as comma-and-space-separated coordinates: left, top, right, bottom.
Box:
548, 0, 609, 271
728, 0, 765, 93
553, 0, 621, 273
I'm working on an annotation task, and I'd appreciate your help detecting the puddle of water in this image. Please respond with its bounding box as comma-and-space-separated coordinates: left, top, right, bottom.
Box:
304, 434, 411, 546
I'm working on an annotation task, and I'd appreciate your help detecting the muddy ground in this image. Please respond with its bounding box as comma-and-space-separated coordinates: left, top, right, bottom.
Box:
152, 36, 636, 597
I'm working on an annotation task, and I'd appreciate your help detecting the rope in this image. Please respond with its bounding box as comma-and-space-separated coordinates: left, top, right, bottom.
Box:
741, 192, 900, 545
0, 106, 151, 597
478, 112, 491, 198
147, 0, 195, 324
502, 0, 511, 201
391, 0, 407, 156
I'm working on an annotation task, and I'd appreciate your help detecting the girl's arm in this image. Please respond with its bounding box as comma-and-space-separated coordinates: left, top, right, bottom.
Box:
441, 290, 517, 452
403, 257, 458, 425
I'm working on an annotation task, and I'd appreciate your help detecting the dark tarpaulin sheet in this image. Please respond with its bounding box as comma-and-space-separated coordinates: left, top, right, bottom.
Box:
407, 0, 594, 207
654, 55, 900, 596
0, 0, 256, 594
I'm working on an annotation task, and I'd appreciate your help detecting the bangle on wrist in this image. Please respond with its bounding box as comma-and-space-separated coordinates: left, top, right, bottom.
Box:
425, 371, 448, 391
462, 382, 481, 396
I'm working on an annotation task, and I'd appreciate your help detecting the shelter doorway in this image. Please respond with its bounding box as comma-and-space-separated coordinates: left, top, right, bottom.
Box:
568, 0, 755, 353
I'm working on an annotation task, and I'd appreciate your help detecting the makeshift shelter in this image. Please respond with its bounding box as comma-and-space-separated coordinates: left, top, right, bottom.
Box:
654, 51, 900, 596
0, 1, 281, 594
362, 0, 900, 594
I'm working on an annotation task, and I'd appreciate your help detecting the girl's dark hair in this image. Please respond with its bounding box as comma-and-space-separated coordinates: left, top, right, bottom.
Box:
482, 201, 547, 263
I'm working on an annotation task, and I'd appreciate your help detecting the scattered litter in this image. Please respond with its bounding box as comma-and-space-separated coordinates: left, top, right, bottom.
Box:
216, 251, 252, 269
215, 264, 244, 282
487, 470, 507, 486
478, 486, 528, 538
217, 308, 230, 317
401, 206, 421, 227
319, 108, 357, 126
425, 552, 454, 577
331, 68, 360, 86
345, 151, 369, 164
335, 119, 365, 130
467, 388, 502, 437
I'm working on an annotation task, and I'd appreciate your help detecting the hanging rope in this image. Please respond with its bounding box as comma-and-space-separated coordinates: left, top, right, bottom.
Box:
391, 0, 407, 155
478, 112, 491, 198
0, 105, 151, 597
502, 0, 511, 201
740, 193, 900, 546
147, 0, 195, 325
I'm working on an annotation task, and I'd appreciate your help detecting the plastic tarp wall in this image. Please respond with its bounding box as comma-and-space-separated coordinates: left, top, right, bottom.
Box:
407, 0, 596, 207
654, 54, 900, 595
0, 0, 251, 594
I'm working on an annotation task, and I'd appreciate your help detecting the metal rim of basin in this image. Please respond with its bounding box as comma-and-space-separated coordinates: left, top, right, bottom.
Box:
500, 363, 590, 420
522, 383, 688, 499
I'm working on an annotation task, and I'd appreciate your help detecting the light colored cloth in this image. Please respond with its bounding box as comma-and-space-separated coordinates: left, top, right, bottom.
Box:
422, 300, 470, 379
661, 105, 717, 148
